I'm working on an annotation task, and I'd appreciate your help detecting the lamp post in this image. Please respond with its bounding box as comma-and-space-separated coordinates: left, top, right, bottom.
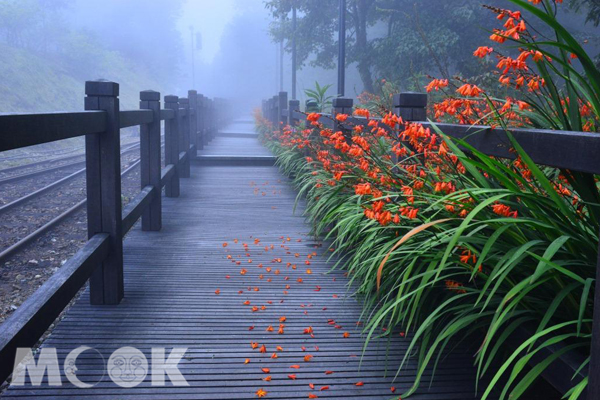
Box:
292, 3, 297, 100
279, 15, 284, 91
337, 0, 346, 97
189, 26, 196, 88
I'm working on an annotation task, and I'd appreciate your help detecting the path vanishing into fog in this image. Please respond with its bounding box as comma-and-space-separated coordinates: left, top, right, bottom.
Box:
2, 119, 490, 399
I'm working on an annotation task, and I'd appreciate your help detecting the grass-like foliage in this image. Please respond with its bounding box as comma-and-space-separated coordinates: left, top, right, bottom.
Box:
256, 1, 600, 398
257, 109, 596, 398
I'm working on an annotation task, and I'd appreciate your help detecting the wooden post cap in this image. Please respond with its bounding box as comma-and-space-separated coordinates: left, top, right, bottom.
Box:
85, 79, 119, 96
332, 97, 353, 108
164, 95, 179, 103
393, 92, 427, 108
140, 90, 160, 101
179, 97, 189, 104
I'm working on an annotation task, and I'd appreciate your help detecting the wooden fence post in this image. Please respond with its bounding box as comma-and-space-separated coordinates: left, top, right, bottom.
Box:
393, 92, 427, 122
589, 253, 600, 398
288, 99, 300, 127
206, 98, 213, 143
196, 94, 204, 150
188, 90, 198, 159
179, 97, 191, 178
140, 90, 162, 232
84, 79, 124, 305
332, 97, 353, 142
199, 94, 207, 147
278, 91, 288, 126
164, 95, 180, 197
392, 92, 428, 167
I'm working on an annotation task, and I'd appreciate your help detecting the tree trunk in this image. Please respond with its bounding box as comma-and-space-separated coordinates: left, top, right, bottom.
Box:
352, 0, 374, 93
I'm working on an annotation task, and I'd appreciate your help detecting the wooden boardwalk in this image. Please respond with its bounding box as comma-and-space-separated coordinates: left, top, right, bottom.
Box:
2, 120, 488, 399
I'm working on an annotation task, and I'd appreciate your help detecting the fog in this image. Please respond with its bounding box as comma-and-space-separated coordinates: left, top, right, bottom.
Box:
0, 0, 598, 113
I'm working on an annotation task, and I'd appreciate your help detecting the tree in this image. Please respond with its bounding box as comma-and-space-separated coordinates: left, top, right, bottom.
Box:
266, 0, 379, 93
265, 0, 512, 93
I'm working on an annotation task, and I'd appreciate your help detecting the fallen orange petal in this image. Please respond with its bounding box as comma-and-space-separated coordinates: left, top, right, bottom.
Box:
290, 365, 300, 369
355, 381, 364, 386
261, 368, 270, 373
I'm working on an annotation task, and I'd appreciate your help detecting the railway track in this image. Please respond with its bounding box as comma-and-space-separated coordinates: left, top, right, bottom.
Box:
0, 141, 164, 264
0, 141, 140, 185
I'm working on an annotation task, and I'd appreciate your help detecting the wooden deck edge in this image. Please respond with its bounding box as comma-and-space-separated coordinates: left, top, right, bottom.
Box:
193, 155, 276, 166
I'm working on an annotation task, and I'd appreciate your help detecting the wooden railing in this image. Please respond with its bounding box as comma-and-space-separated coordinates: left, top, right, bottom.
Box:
263, 90, 600, 399
0, 79, 228, 384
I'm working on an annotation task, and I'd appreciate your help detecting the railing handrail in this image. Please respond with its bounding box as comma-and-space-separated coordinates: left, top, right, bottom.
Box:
0, 79, 229, 384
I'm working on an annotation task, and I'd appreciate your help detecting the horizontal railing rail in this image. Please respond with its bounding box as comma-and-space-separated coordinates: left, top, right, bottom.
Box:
0, 79, 229, 385
0, 111, 107, 152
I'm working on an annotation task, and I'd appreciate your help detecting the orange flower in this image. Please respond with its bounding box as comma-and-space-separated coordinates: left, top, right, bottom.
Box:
335, 113, 348, 122
214, 289, 220, 295
256, 388, 267, 397
240, 268, 247, 275
343, 332, 350, 338
473, 46, 493, 58
456, 84, 483, 97
353, 108, 370, 119
304, 354, 313, 362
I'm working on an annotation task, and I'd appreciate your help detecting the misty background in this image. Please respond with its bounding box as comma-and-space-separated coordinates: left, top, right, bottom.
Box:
0, 0, 598, 113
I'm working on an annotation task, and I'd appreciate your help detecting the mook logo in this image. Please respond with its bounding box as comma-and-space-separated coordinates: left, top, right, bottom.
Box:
11, 346, 189, 388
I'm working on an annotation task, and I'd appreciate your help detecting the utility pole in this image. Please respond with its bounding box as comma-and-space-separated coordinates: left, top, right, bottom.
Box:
279, 15, 284, 91
189, 26, 196, 89
337, 0, 346, 97
292, 3, 297, 100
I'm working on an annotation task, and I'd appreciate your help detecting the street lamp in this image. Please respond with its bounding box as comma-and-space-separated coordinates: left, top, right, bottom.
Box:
337, 0, 346, 97
292, 3, 297, 100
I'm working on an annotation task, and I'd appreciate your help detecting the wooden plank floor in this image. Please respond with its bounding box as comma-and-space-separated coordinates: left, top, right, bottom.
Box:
2, 120, 490, 399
